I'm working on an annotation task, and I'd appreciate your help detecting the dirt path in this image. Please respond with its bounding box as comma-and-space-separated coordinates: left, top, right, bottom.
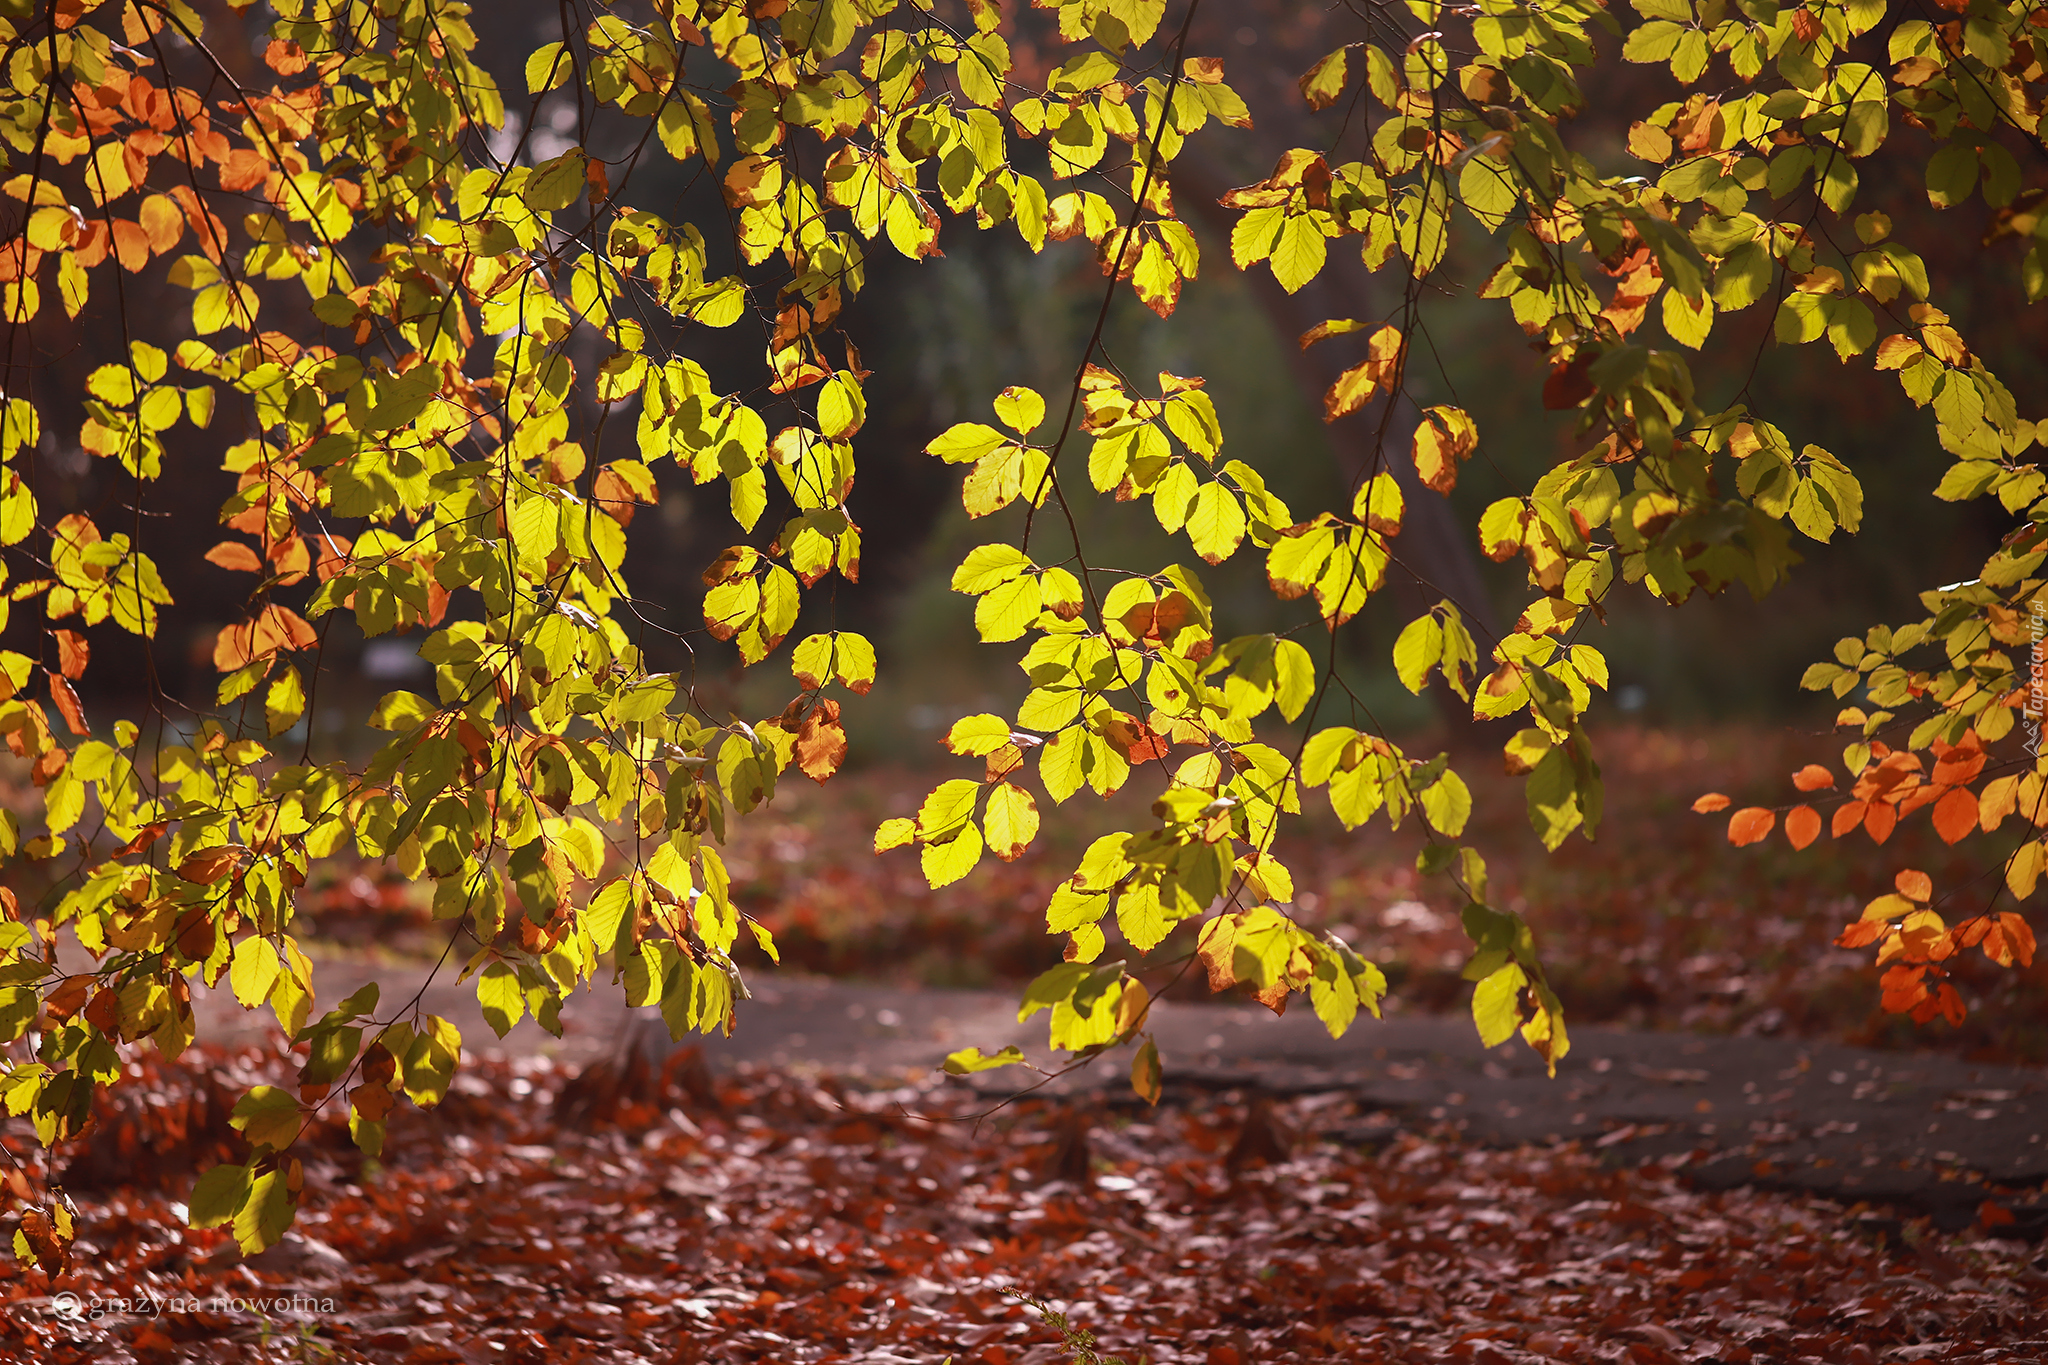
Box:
185, 950, 2048, 1234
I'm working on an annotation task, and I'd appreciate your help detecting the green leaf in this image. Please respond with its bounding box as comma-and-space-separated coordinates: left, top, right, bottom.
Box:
943, 1045, 1027, 1075
1018, 962, 1092, 1021
187, 1162, 251, 1230
993, 386, 1045, 435
974, 574, 1041, 642
525, 42, 568, 94
524, 150, 589, 213
1186, 482, 1247, 564
1471, 961, 1528, 1048
1393, 614, 1443, 694
921, 822, 985, 887
1130, 1036, 1162, 1103
1269, 215, 1327, 294
476, 962, 525, 1039
951, 543, 1033, 595
233, 1169, 295, 1255
229, 1085, 303, 1152
928, 421, 1009, 464
1272, 639, 1315, 722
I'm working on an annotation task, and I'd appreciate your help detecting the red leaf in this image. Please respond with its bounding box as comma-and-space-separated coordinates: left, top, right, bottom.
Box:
1727, 807, 1775, 846
1784, 804, 1820, 850
1541, 353, 1594, 409
1864, 800, 1898, 844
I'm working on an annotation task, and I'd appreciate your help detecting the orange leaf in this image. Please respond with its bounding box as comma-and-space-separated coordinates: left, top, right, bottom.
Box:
112, 821, 167, 858
1784, 804, 1820, 850
1997, 912, 2037, 967
52, 628, 88, 680
178, 845, 244, 884
212, 605, 318, 671
1894, 868, 1933, 902
1834, 920, 1886, 949
44, 976, 89, 1022
1931, 787, 1977, 845
205, 540, 264, 573
1979, 775, 2019, 833
1879, 963, 1927, 1013
138, 193, 184, 253
1791, 763, 1835, 792
1930, 733, 1985, 786
1099, 712, 1171, 764
314, 532, 354, 580
1978, 1200, 2018, 1230
46, 671, 89, 737
110, 217, 149, 271
216, 147, 271, 193
1692, 792, 1731, 814
795, 699, 846, 784
1864, 800, 1898, 844
264, 38, 309, 75
1832, 799, 1867, 837
1727, 807, 1775, 846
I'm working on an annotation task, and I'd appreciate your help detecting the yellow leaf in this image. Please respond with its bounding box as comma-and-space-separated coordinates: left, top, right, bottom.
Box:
983, 782, 1040, 860
228, 936, 280, 1009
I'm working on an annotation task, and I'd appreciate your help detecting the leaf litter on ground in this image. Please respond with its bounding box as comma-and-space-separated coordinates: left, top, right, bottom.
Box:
3, 1041, 2043, 1364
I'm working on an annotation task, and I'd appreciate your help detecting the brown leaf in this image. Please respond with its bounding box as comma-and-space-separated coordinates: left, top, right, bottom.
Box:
1225, 1094, 1293, 1173
44, 975, 90, 1023
16, 1206, 69, 1277
1118, 591, 1197, 647
1541, 353, 1594, 409
177, 845, 244, 884
1098, 712, 1170, 764
175, 906, 218, 961
1043, 1109, 1093, 1185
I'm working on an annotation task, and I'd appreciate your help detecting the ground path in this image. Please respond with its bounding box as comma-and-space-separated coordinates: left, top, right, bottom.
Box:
192, 951, 2048, 1234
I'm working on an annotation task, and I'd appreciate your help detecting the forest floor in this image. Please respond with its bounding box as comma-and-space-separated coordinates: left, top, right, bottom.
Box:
4, 721, 2048, 1362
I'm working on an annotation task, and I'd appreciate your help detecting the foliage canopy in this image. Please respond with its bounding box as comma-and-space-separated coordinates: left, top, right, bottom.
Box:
0, 0, 2043, 1273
